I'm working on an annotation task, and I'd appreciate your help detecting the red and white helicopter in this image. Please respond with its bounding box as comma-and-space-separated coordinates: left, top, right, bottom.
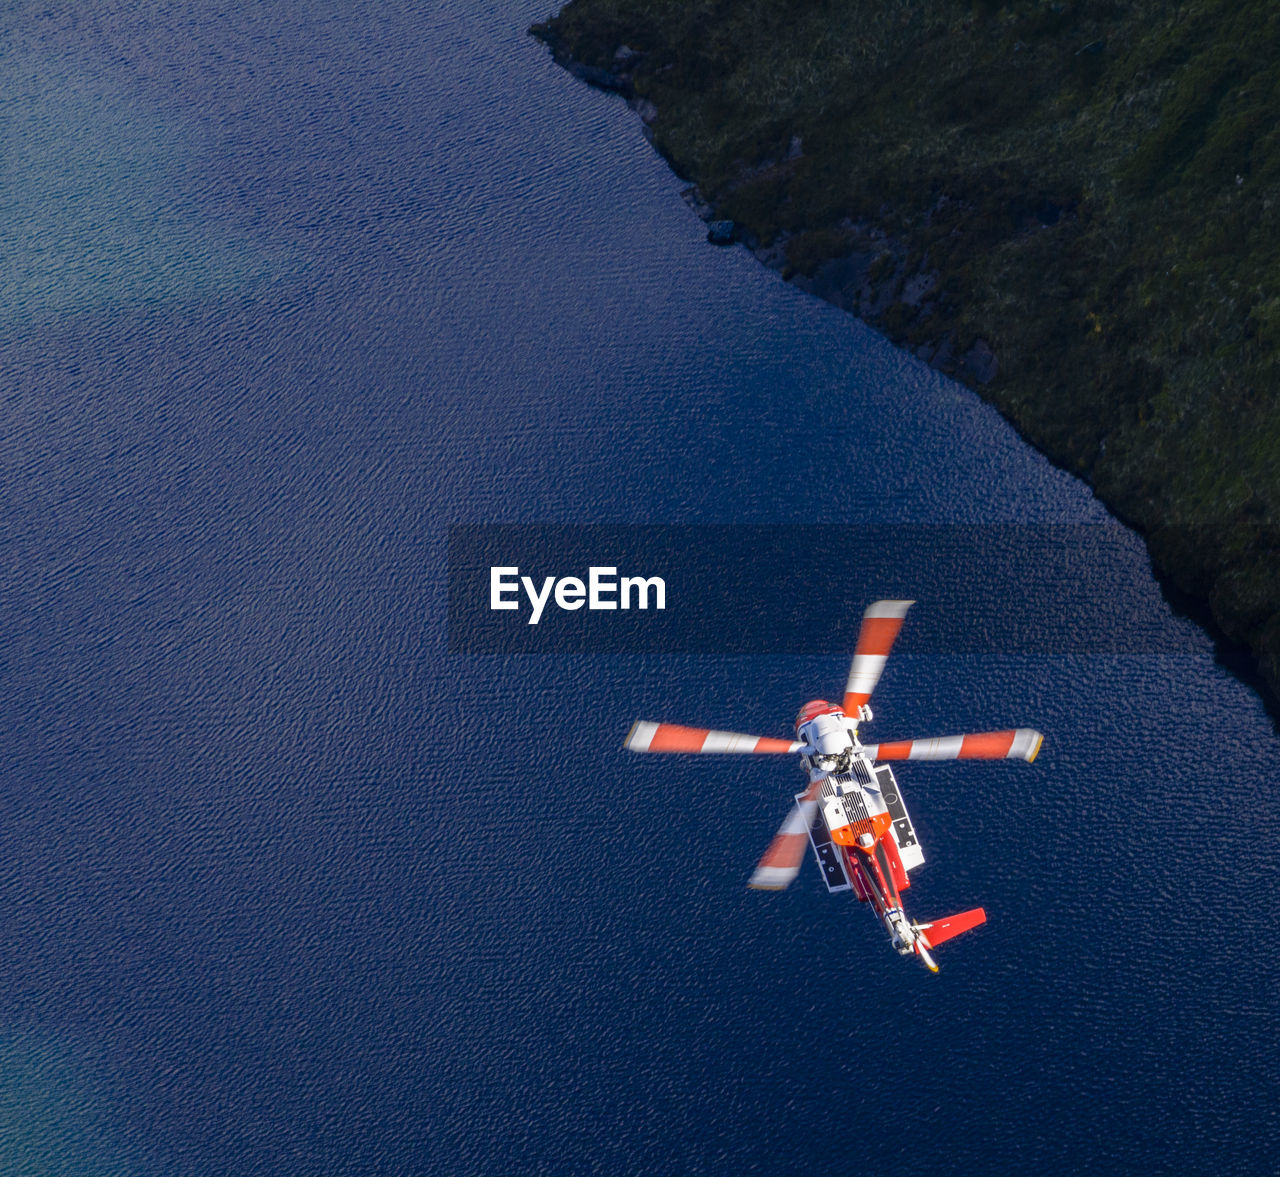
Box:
624, 600, 1044, 972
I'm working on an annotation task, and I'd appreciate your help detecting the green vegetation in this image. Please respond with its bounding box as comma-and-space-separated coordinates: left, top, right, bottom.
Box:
534, 0, 1280, 704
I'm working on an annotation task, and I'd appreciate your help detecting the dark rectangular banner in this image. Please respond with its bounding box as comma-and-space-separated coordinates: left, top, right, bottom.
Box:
447, 524, 1197, 655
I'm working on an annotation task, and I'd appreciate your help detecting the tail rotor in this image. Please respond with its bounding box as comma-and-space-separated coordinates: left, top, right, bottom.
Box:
910, 907, 987, 971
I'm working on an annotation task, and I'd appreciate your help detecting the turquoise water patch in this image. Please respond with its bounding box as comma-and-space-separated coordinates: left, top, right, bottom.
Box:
0, 44, 287, 325
0, 1034, 146, 1176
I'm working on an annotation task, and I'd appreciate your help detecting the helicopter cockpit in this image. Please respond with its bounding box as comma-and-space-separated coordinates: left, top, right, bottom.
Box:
799, 711, 860, 775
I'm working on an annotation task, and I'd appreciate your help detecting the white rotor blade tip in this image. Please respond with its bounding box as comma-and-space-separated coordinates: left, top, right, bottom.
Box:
864, 599, 915, 619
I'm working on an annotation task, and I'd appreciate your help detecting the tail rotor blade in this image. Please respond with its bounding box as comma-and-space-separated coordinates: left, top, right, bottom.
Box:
861, 729, 1044, 762
843, 600, 915, 714
748, 782, 821, 890
625, 722, 801, 754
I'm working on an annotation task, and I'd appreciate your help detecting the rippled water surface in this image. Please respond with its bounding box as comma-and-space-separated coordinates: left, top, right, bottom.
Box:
1, 2, 1276, 1174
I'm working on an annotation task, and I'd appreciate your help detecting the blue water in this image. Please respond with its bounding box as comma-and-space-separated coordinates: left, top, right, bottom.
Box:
0, 2, 1276, 1174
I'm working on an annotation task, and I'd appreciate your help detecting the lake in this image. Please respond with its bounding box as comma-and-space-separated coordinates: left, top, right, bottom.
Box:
0, 2, 1275, 1173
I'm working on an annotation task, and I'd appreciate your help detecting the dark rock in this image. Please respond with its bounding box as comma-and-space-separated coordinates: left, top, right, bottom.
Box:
963, 338, 999, 384
707, 220, 735, 245
613, 44, 641, 69
681, 186, 715, 221
933, 332, 956, 370
901, 269, 937, 308
565, 60, 626, 92
807, 253, 873, 311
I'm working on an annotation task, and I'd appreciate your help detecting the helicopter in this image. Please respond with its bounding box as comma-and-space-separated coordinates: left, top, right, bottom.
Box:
623, 600, 1044, 972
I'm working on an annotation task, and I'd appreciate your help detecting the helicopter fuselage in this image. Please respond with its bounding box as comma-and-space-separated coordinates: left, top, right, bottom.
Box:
795, 701, 930, 959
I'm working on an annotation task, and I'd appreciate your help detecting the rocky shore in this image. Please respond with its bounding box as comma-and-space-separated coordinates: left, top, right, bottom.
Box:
532, 1, 1280, 714
541, 33, 1028, 397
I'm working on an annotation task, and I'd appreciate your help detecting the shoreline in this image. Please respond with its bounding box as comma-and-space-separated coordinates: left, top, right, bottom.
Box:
533, 23, 1280, 719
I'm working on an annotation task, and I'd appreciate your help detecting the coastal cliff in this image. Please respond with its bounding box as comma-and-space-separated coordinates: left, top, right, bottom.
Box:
533, 0, 1280, 709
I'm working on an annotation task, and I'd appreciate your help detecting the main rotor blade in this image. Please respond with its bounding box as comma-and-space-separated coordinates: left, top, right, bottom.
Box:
843, 599, 915, 714
861, 729, 1044, 762
748, 782, 821, 890
625, 722, 802, 754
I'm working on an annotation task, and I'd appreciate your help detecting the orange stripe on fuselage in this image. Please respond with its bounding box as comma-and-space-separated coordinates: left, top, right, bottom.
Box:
843, 844, 893, 915
960, 730, 1016, 758
830, 812, 892, 847
880, 828, 910, 892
